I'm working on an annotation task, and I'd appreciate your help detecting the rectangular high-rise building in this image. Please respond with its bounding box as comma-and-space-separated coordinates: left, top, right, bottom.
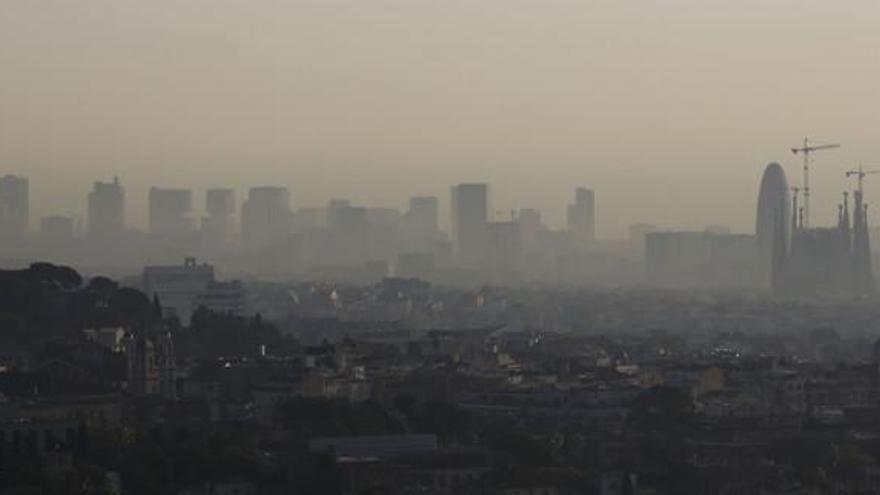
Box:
203, 188, 235, 240
241, 186, 291, 249
451, 183, 489, 267
0, 175, 29, 236
405, 196, 439, 251
149, 187, 194, 237
206, 188, 235, 219
567, 187, 595, 248
87, 178, 125, 238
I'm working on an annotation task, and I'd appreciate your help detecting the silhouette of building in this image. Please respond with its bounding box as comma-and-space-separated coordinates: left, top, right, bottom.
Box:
646, 231, 759, 288
148, 187, 194, 237
772, 190, 874, 296
125, 327, 175, 398
367, 207, 402, 262
326, 199, 352, 231
194, 280, 250, 316
488, 220, 521, 276
517, 208, 543, 259
87, 177, 124, 238
142, 257, 215, 323
0, 174, 29, 237
404, 196, 439, 251
202, 188, 235, 242
567, 187, 595, 248
333, 205, 369, 266
756, 163, 790, 286
241, 187, 291, 250
451, 183, 489, 267
629, 223, 658, 258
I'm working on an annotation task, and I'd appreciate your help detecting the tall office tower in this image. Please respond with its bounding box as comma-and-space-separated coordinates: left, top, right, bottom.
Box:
149, 187, 194, 237
88, 177, 125, 238
404, 196, 439, 250
451, 183, 489, 267
0, 175, 29, 236
567, 187, 595, 248
203, 189, 235, 240
241, 186, 291, 250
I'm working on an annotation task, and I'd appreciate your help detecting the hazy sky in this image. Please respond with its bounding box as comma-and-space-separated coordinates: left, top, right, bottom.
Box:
2, 0, 879, 236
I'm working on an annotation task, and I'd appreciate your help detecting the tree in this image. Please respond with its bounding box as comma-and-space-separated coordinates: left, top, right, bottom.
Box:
86, 276, 119, 301
110, 288, 154, 325
28, 262, 82, 290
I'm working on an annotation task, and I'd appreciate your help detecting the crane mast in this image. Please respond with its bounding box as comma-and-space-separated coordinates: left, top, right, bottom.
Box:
791, 137, 841, 227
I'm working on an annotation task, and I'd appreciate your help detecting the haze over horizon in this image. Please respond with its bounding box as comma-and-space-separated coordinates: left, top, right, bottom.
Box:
3, 0, 880, 236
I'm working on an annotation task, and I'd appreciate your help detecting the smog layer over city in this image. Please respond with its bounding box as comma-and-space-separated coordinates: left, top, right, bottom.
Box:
3, 2, 880, 494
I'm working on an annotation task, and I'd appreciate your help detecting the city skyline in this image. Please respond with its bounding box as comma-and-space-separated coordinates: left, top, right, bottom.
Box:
2, 156, 874, 238
4, 3, 880, 494
4, 1, 880, 236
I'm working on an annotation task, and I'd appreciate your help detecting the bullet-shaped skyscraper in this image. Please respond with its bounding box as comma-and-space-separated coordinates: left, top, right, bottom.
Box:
755, 162, 790, 287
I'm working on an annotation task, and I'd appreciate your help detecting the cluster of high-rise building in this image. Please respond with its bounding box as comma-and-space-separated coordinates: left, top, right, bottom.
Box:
5, 162, 873, 294
0, 176, 602, 283
643, 161, 875, 295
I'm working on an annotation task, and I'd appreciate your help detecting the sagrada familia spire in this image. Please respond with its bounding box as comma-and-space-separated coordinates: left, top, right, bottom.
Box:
772, 185, 874, 297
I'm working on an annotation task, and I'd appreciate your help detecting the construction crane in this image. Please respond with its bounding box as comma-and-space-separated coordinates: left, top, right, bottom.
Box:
845, 164, 880, 197
791, 137, 841, 227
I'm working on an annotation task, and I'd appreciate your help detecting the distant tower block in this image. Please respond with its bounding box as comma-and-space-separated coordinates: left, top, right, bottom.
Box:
567, 187, 595, 248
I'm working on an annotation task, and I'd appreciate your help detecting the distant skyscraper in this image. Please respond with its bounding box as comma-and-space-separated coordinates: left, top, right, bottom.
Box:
405, 196, 439, 251
0, 175, 29, 236
87, 177, 125, 238
241, 186, 291, 249
567, 187, 595, 248
451, 183, 489, 267
203, 188, 235, 241
755, 162, 790, 284
149, 187, 194, 237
